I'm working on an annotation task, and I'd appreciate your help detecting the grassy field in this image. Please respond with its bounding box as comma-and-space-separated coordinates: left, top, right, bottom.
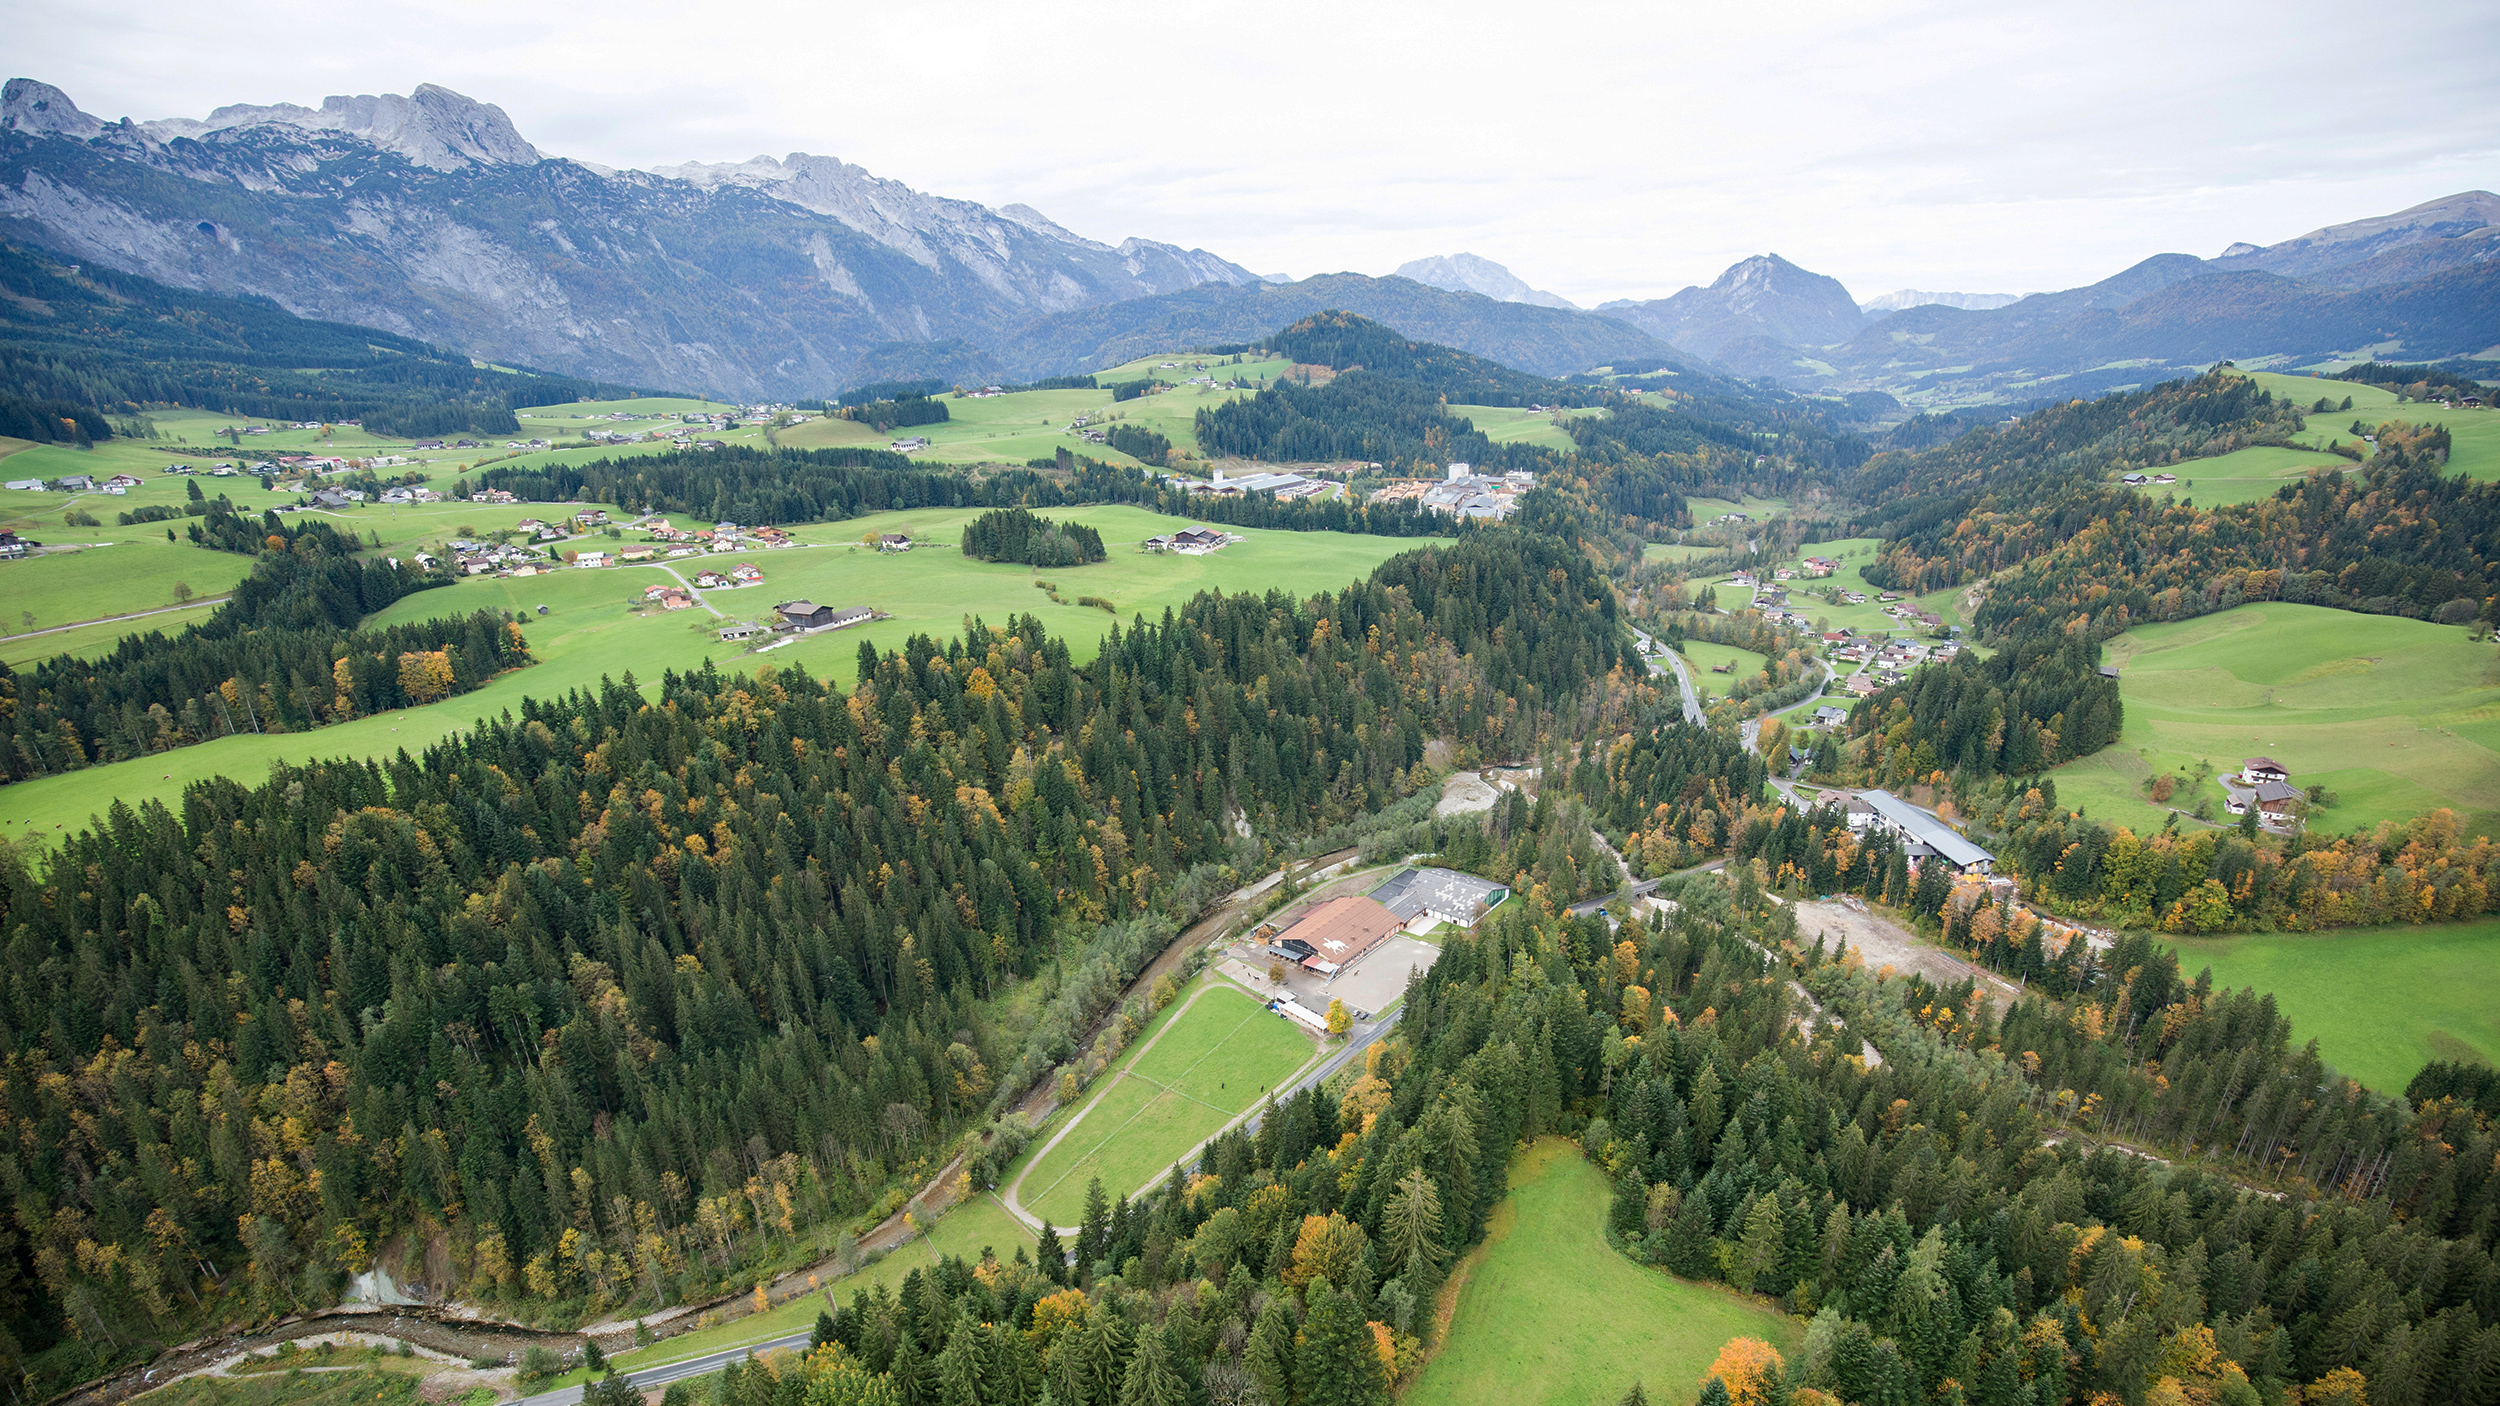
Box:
1451, 404, 1602, 452
1643, 542, 1724, 564
2119, 445, 2357, 508
0, 537, 256, 639
1019, 979, 1316, 1227
0, 505, 1412, 846
1095, 351, 1290, 385
2049, 602, 2500, 837
1686, 494, 1789, 523
610, 1192, 1036, 1373
2165, 919, 2500, 1093
1407, 1139, 1799, 1406
1682, 642, 1770, 698
2248, 371, 2500, 482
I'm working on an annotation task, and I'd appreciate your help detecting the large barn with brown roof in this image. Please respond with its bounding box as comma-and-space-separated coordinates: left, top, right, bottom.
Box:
1267, 895, 1400, 973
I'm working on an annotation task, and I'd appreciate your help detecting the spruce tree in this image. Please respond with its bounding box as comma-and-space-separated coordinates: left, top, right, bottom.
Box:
1114, 1327, 1187, 1406
1037, 1222, 1068, 1285
1245, 1295, 1296, 1406
1295, 1280, 1387, 1406
934, 1311, 983, 1406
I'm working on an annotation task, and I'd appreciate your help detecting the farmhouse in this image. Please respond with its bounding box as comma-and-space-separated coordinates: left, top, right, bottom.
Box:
878, 533, 913, 553
0, 531, 34, 559
717, 623, 760, 642
1852, 788, 1996, 875
1368, 867, 1508, 933
1267, 895, 1400, 974
5, 479, 42, 491
773, 602, 873, 632
1145, 526, 1236, 554
2224, 777, 2302, 825
693, 570, 730, 589
56, 475, 94, 491
2241, 757, 2289, 786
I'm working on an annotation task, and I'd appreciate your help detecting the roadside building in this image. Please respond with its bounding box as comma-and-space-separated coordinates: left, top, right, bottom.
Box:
1368, 867, 1508, 933
1854, 788, 1995, 875
1267, 895, 1400, 974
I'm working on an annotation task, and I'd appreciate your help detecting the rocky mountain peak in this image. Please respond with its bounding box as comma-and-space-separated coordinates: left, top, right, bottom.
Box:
1394, 253, 1578, 309
118, 83, 544, 169
1, 79, 105, 140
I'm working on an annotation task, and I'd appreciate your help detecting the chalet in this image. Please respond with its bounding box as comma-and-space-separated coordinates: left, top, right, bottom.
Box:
0, 531, 34, 559
878, 534, 913, 553
2241, 757, 2289, 786
411, 440, 445, 450
693, 570, 731, 589
2121, 473, 2149, 485
102, 474, 141, 489
473, 488, 518, 503
575, 550, 609, 568
2224, 777, 2302, 824
1813, 705, 1850, 727
308, 488, 352, 510
620, 546, 657, 562
729, 563, 764, 584
56, 474, 94, 491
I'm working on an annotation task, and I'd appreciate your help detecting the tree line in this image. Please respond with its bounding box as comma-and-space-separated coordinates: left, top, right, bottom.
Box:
0, 515, 497, 782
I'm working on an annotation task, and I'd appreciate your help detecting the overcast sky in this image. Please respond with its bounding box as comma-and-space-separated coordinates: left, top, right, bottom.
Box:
15, 0, 2499, 305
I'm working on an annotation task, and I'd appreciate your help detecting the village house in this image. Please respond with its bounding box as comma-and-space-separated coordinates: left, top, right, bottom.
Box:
693, 569, 731, 589
878, 533, 913, 553
729, 563, 764, 584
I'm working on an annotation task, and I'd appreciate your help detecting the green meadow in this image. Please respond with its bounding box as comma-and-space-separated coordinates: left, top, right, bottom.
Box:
1683, 642, 1770, 698
2122, 445, 2354, 508
1018, 979, 1316, 1228
1737, 536, 1964, 641
2248, 371, 2500, 482
1686, 494, 1789, 523
1643, 542, 1723, 564
2165, 919, 2500, 1093
1452, 404, 1602, 452
2048, 602, 2500, 837
1407, 1140, 1799, 1406
0, 505, 1413, 845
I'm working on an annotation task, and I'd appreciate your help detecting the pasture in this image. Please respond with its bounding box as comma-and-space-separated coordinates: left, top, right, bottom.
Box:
2248, 371, 2500, 483
1452, 404, 1602, 452
1017, 978, 1317, 1228
2165, 918, 2500, 1093
2119, 445, 2355, 508
1681, 642, 1769, 698
1685, 494, 1789, 523
0, 504, 1415, 846
2050, 602, 2500, 837
1406, 1139, 1800, 1406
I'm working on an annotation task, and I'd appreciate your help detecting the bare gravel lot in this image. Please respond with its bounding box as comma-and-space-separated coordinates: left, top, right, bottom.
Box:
1791, 899, 2024, 1009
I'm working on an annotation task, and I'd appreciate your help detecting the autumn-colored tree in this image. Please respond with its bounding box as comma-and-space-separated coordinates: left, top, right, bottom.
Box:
1704, 1339, 1785, 1406
398, 649, 455, 704
1326, 997, 1351, 1037
2300, 1369, 2370, 1406
1285, 1212, 1369, 1289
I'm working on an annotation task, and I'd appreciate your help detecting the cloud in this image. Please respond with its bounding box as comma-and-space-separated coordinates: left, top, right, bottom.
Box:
11, 0, 2496, 303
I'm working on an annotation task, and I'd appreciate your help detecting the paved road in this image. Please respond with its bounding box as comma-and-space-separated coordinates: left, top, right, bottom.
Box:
511, 1329, 817, 1406
1565, 858, 1725, 917
1651, 649, 1706, 725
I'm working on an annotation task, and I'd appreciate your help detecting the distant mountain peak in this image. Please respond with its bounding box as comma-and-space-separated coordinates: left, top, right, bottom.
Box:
2216, 190, 2500, 280
1597, 253, 1862, 356
126, 82, 543, 169
1861, 289, 2024, 315
1394, 253, 1577, 309
1, 78, 104, 140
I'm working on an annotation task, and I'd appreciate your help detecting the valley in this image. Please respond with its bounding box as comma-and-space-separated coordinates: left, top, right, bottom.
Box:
1, 73, 2497, 1406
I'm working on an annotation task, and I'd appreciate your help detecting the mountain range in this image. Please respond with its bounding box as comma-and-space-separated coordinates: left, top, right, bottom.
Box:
0, 75, 2493, 406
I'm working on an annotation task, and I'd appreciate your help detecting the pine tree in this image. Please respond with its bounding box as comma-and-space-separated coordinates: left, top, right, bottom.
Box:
813, 1311, 839, 1352
1245, 1295, 1296, 1406
1295, 1280, 1387, 1406
1732, 1193, 1784, 1293
1037, 1222, 1068, 1285
1115, 1328, 1187, 1406
934, 1311, 984, 1406
1078, 1179, 1111, 1279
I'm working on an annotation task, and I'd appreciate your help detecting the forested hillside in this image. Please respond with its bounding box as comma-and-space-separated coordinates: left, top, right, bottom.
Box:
0, 531, 1645, 1394
0, 242, 648, 434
